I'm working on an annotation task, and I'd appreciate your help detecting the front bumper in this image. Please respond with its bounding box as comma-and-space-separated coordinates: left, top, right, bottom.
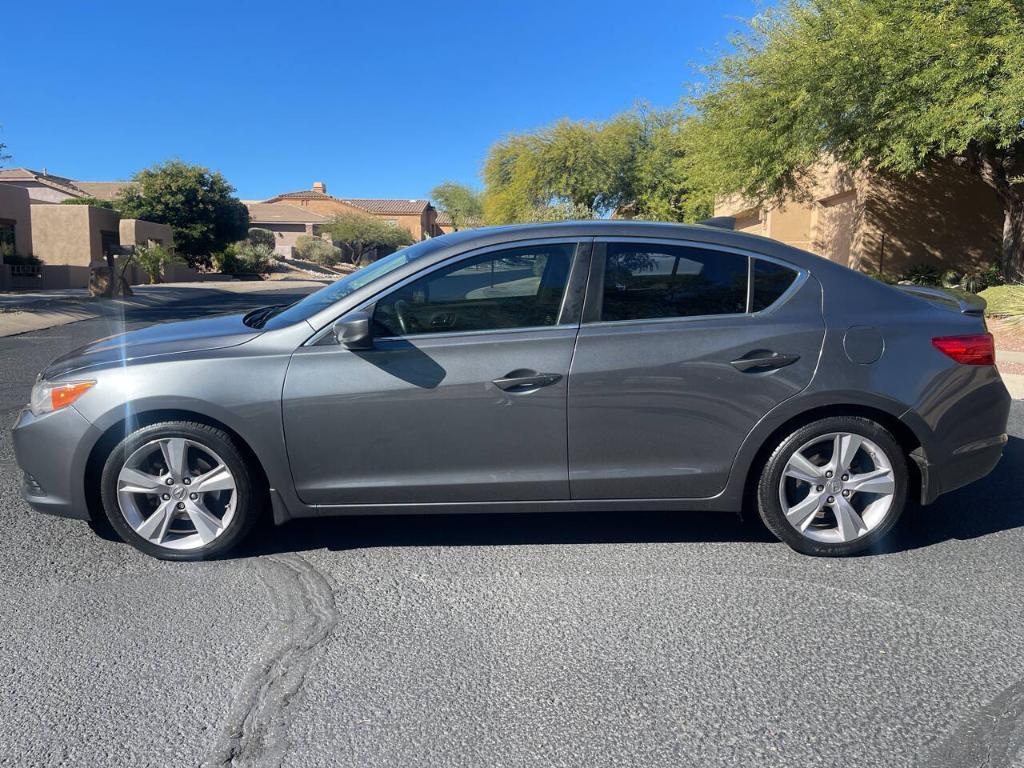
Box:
11, 405, 100, 520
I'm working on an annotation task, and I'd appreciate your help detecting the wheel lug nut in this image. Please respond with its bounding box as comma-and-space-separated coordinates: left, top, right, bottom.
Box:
189, 493, 198, 500
176, 501, 185, 510
162, 493, 170, 500
825, 471, 833, 478
827, 496, 835, 503
841, 474, 849, 481
165, 477, 174, 485
183, 477, 191, 485
842, 489, 850, 497
816, 485, 824, 492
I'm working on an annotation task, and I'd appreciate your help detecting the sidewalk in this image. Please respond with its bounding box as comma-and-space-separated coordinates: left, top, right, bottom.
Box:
997, 349, 1024, 399
0, 279, 328, 337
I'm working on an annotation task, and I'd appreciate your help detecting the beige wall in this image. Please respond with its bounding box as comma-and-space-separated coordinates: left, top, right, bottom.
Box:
0, 184, 34, 257
0, 181, 75, 204
120, 219, 175, 251
30, 204, 120, 266
714, 160, 1002, 276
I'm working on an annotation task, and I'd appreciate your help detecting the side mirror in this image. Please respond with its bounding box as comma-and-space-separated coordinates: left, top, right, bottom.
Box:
333, 311, 373, 350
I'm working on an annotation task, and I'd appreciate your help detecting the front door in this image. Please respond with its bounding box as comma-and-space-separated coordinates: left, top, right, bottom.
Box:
283, 239, 589, 506
568, 239, 825, 500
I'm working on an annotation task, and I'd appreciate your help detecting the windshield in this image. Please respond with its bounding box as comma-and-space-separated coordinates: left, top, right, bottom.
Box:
261, 240, 441, 330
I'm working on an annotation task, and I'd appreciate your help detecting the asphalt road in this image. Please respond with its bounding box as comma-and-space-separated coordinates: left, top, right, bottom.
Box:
1, 295, 1023, 768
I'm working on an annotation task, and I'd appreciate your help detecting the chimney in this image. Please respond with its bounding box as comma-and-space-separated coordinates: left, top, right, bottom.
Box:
312, 181, 326, 195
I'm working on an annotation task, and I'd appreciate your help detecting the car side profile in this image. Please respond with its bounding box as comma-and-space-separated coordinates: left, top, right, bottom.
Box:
12, 221, 1012, 559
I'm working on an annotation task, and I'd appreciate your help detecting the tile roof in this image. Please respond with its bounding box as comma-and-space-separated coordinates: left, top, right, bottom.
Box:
340, 198, 431, 215
246, 202, 329, 224
75, 181, 133, 201
266, 190, 335, 202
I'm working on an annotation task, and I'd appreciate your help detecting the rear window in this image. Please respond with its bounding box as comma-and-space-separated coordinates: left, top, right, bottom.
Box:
752, 259, 798, 311
601, 243, 748, 322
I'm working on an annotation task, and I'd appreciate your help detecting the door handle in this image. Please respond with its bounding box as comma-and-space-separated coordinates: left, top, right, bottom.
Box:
730, 351, 801, 372
492, 370, 563, 392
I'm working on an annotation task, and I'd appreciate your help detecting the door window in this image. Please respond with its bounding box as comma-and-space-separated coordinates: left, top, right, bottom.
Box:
373, 243, 575, 336
601, 243, 748, 321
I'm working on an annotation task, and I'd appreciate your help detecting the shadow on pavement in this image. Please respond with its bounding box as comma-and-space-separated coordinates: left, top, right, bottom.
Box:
237, 436, 1024, 559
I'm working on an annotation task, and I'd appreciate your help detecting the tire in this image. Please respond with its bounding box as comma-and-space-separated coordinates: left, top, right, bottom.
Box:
99, 421, 261, 561
756, 415, 909, 556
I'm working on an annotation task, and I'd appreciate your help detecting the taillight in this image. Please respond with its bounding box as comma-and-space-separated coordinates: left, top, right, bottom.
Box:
931, 334, 995, 366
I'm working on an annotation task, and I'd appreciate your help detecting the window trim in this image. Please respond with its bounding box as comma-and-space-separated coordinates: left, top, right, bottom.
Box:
308, 237, 591, 345
583, 237, 806, 327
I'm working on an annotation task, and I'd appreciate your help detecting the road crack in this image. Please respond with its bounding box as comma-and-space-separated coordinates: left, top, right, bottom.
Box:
201, 554, 339, 768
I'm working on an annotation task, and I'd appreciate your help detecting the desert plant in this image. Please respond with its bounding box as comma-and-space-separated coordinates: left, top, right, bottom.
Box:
134, 242, 181, 284
247, 227, 276, 249
900, 264, 941, 286
294, 235, 342, 266
235, 242, 273, 274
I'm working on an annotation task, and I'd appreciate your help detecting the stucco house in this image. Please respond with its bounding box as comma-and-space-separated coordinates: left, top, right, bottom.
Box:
0, 169, 176, 289
252, 182, 443, 247
714, 159, 1003, 278
245, 202, 329, 258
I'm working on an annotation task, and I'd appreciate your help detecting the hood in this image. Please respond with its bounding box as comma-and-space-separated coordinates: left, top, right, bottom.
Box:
42, 313, 262, 379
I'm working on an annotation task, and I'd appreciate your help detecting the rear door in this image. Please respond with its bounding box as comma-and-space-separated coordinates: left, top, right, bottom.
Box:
567, 239, 825, 500
283, 238, 591, 505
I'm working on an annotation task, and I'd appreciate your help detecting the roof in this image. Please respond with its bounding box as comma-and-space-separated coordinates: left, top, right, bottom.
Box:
246, 202, 328, 224
75, 181, 133, 201
339, 198, 431, 215
264, 190, 335, 202
0, 167, 89, 198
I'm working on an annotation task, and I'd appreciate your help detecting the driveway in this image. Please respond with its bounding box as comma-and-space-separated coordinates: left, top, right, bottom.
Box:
1, 299, 1022, 767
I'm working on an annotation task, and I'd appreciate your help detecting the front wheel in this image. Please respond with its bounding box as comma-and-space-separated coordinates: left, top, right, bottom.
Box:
756, 416, 909, 556
99, 421, 260, 560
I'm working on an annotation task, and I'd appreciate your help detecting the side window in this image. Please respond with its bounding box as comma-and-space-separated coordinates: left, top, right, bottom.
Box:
601, 243, 748, 322
752, 259, 798, 311
373, 243, 575, 336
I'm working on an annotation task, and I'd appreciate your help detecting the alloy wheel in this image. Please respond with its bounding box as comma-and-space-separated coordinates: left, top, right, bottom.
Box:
778, 431, 896, 544
116, 437, 237, 551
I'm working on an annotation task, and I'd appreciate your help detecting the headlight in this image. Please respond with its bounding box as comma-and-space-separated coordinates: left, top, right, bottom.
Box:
29, 379, 96, 416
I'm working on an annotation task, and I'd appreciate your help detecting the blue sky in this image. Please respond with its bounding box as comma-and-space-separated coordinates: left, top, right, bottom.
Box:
3, 0, 760, 201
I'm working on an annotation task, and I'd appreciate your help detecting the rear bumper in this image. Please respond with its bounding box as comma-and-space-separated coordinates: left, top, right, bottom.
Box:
913, 433, 1007, 505
11, 405, 98, 520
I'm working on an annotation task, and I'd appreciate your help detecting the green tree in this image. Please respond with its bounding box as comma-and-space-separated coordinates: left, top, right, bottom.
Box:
115, 160, 249, 269
684, 0, 1024, 278
481, 108, 709, 224
322, 212, 414, 265
430, 182, 483, 231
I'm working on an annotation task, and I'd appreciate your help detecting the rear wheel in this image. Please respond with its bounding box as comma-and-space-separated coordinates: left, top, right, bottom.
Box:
99, 421, 260, 560
756, 416, 909, 556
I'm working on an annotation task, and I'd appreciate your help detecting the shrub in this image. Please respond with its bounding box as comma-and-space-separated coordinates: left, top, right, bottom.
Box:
60, 196, 115, 209
900, 264, 941, 286
212, 243, 240, 273
247, 227, 276, 249
864, 270, 898, 285
940, 269, 961, 288
235, 242, 273, 274
295, 235, 342, 266
134, 242, 181, 283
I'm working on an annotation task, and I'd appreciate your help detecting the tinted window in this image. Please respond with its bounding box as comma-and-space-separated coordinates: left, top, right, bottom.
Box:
752, 259, 798, 311
601, 243, 748, 322
373, 243, 574, 336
